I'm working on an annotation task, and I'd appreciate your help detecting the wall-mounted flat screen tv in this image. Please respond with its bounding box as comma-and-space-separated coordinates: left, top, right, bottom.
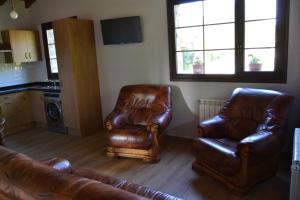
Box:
100, 16, 143, 45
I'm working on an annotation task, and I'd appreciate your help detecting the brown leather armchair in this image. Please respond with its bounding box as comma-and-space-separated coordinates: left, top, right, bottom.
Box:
105, 85, 172, 162
192, 88, 294, 193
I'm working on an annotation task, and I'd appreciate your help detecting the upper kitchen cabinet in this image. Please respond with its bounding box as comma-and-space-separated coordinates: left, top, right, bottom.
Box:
1, 30, 42, 63
53, 18, 102, 137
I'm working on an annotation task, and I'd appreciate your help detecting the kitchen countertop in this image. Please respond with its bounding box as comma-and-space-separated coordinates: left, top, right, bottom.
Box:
0, 82, 60, 95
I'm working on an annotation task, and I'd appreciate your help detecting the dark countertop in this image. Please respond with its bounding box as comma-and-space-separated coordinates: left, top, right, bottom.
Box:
0, 82, 60, 95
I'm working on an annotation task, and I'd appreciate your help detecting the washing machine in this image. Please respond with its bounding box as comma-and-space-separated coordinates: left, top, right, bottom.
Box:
44, 92, 68, 134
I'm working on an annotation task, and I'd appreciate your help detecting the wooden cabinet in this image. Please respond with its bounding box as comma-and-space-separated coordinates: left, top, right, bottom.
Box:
28, 91, 46, 125
0, 92, 33, 134
1, 30, 42, 63
25, 31, 41, 62
53, 18, 102, 136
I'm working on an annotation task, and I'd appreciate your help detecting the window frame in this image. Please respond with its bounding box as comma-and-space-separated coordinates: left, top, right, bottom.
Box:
41, 21, 58, 80
167, 0, 290, 83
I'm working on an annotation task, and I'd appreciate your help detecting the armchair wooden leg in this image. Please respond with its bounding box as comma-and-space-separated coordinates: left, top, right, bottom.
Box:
143, 156, 160, 163
106, 150, 119, 158
192, 160, 249, 195
106, 144, 161, 163
105, 133, 164, 163
146, 132, 166, 163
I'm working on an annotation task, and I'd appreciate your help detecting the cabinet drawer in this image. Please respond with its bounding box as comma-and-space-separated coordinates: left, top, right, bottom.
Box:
0, 92, 28, 102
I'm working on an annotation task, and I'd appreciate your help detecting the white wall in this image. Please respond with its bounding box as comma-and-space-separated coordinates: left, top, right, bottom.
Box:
0, 0, 31, 30
0, 0, 46, 86
28, 0, 300, 147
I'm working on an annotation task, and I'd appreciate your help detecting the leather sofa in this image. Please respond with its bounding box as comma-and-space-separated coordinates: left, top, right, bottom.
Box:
0, 117, 4, 145
105, 85, 172, 162
192, 88, 294, 193
0, 146, 180, 200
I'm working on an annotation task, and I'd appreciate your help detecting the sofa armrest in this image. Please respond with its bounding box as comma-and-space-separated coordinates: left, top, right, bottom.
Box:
0, 117, 5, 145
42, 157, 72, 173
105, 111, 129, 130
71, 168, 182, 200
198, 115, 227, 138
237, 130, 281, 157
146, 110, 172, 133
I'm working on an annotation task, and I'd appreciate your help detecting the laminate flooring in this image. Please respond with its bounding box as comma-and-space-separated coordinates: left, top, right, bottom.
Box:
4, 128, 291, 200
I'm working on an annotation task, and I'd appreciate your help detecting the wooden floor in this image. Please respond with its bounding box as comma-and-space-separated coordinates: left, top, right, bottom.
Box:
4, 128, 291, 200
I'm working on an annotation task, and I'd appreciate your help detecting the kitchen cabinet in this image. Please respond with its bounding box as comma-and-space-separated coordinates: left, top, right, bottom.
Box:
29, 91, 46, 125
54, 18, 102, 136
1, 30, 42, 63
0, 92, 33, 134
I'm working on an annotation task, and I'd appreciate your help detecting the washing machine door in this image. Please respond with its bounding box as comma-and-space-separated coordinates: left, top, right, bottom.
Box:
47, 102, 61, 122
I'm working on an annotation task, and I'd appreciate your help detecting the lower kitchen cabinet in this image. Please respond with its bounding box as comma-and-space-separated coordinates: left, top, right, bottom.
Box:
29, 91, 46, 125
0, 92, 33, 134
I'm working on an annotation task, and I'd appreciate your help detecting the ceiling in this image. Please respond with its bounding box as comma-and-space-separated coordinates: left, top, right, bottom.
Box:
0, 0, 36, 8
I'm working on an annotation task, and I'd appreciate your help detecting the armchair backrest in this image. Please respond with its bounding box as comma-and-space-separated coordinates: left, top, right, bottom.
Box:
219, 88, 294, 141
114, 85, 172, 126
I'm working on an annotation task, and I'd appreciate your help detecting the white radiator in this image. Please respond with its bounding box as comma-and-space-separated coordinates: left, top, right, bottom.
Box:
198, 99, 226, 122
290, 128, 300, 200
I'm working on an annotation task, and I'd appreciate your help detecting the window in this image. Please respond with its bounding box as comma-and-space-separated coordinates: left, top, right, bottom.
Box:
41, 22, 59, 79
167, 0, 290, 82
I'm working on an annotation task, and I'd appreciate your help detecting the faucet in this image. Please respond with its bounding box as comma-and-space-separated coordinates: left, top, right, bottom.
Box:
48, 79, 57, 88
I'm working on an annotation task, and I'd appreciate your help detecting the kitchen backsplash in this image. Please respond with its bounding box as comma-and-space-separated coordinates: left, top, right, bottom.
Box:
0, 60, 47, 87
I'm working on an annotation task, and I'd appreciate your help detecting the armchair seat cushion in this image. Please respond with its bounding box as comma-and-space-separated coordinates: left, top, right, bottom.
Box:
107, 125, 153, 150
192, 138, 240, 176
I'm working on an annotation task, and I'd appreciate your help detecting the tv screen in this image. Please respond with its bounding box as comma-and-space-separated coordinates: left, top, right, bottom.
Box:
100, 16, 143, 45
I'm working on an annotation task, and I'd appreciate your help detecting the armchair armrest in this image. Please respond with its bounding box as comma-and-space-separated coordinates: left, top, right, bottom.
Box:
198, 115, 227, 138
146, 110, 172, 133
237, 130, 282, 157
42, 157, 72, 173
105, 111, 130, 130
